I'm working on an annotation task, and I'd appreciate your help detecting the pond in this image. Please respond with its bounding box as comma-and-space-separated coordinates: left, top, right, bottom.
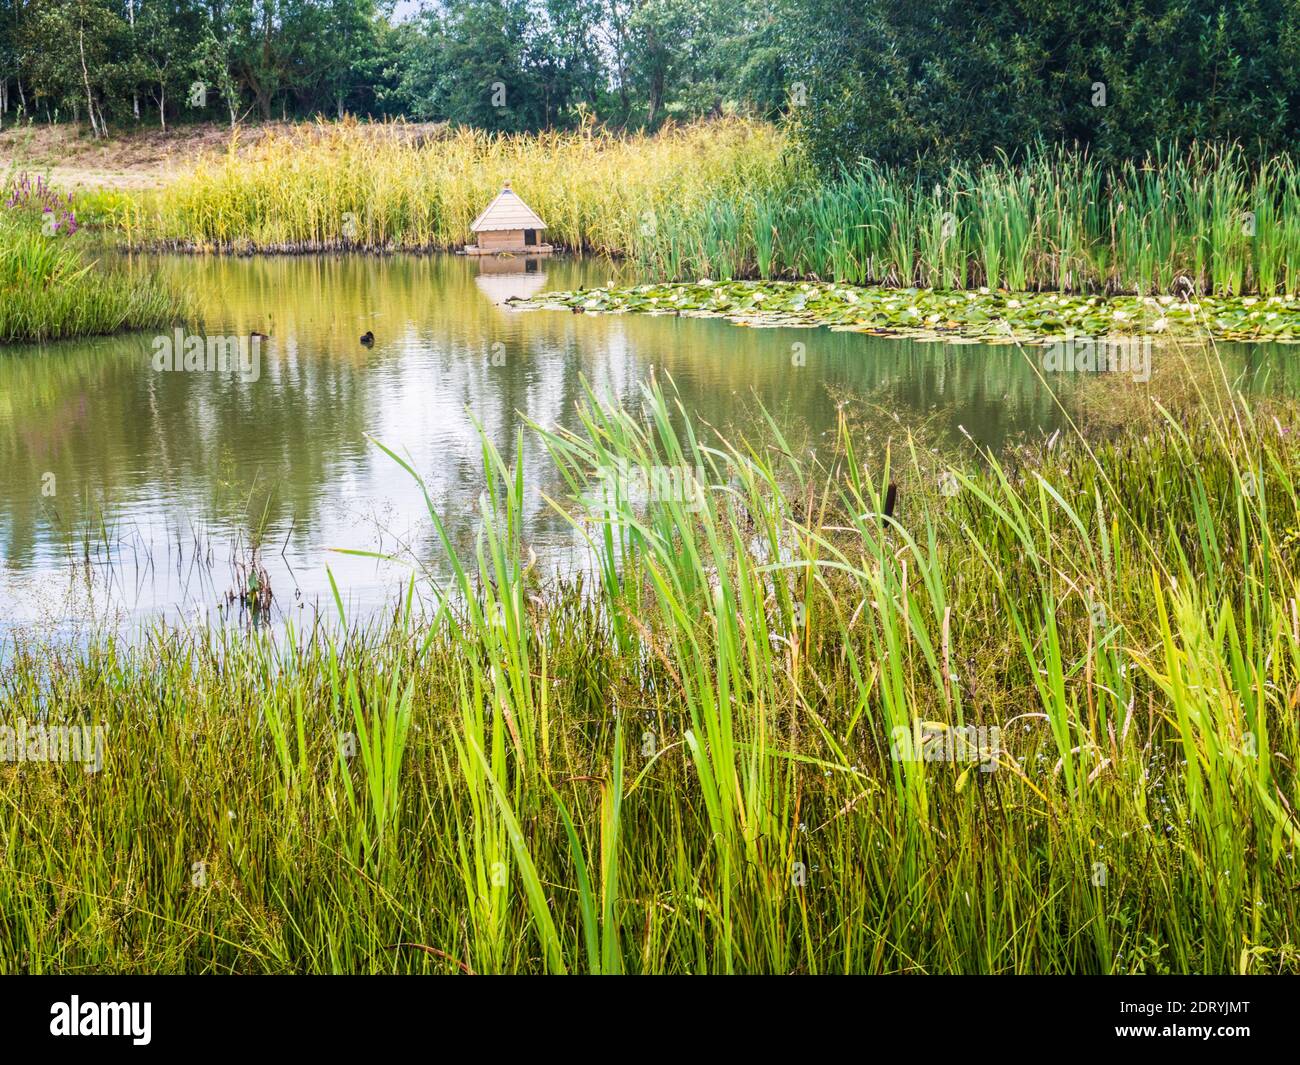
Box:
1, 253, 1295, 639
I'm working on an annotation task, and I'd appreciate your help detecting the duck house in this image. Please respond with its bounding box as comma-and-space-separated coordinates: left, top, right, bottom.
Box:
465, 181, 552, 256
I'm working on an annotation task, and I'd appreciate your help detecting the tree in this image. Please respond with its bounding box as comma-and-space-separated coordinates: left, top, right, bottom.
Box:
135, 0, 203, 128
787, 0, 1300, 171
434, 0, 538, 130
19, 0, 124, 134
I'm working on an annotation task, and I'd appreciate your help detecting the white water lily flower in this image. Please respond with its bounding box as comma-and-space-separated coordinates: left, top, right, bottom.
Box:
1158, 295, 1174, 305
1112, 309, 1128, 320
978, 286, 990, 295
1151, 317, 1169, 331
1006, 299, 1021, 308
1243, 297, 1258, 306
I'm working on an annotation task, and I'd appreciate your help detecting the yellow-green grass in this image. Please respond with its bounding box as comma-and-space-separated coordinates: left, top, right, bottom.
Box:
3, 345, 1300, 973
117, 118, 798, 255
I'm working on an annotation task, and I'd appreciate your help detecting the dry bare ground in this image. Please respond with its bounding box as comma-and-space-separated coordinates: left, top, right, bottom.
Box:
0, 120, 450, 191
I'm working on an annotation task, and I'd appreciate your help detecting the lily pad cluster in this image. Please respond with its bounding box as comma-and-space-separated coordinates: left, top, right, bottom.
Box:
510, 280, 1300, 344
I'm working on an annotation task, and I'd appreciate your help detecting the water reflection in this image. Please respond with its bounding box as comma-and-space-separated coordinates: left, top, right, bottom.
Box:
473, 255, 550, 303
1, 253, 1296, 637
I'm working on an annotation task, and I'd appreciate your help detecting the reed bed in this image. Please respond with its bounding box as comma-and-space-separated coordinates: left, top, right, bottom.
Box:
131, 125, 1300, 298
635, 144, 1300, 296
121, 118, 796, 257
3, 349, 1299, 973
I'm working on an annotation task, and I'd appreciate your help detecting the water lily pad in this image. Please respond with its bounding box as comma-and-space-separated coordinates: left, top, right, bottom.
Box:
509, 280, 1300, 344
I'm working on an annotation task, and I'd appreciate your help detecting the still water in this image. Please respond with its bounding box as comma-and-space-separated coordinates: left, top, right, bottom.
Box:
0, 254, 1293, 638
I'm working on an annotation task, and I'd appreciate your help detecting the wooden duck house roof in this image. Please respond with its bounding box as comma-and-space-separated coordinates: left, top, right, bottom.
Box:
470, 181, 548, 232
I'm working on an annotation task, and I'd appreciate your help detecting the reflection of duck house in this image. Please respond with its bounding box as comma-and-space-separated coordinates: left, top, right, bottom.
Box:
465, 181, 553, 256
474, 255, 549, 302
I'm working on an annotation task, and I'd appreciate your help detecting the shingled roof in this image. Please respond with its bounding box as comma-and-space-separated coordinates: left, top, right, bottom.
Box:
470, 181, 548, 232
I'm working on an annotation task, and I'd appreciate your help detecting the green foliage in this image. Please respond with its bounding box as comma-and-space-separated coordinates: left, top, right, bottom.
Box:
518, 279, 1300, 343
789, 0, 1300, 170
0, 0, 793, 133
4, 0, 1297, 179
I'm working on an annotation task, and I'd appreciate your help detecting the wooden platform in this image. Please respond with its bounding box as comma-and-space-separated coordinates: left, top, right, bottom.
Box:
462, 244, 554, 257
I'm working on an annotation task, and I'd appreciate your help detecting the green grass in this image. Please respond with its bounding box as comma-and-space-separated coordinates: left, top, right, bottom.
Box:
1, 180, 186, 344
633, 144, 1300, 297
3, 346, 1300, 973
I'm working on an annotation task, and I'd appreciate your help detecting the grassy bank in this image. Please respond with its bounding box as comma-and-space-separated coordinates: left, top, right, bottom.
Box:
1, 174, 185, 344
514, 279, 1300, 343
3, 355, 1299, 973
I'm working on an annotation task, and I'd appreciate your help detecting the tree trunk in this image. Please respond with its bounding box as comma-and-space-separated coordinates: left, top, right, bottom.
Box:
647, 69, 663, 126
159, 87, 166, 131
645, 26, 664, 126
78, 26, 101, 138
128, 0, 138, 121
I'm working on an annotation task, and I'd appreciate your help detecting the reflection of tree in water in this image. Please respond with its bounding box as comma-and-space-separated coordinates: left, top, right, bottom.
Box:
0, 330, 372, 566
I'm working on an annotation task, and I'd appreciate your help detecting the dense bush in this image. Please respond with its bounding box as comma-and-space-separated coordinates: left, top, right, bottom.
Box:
788, 0, 1300, 170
